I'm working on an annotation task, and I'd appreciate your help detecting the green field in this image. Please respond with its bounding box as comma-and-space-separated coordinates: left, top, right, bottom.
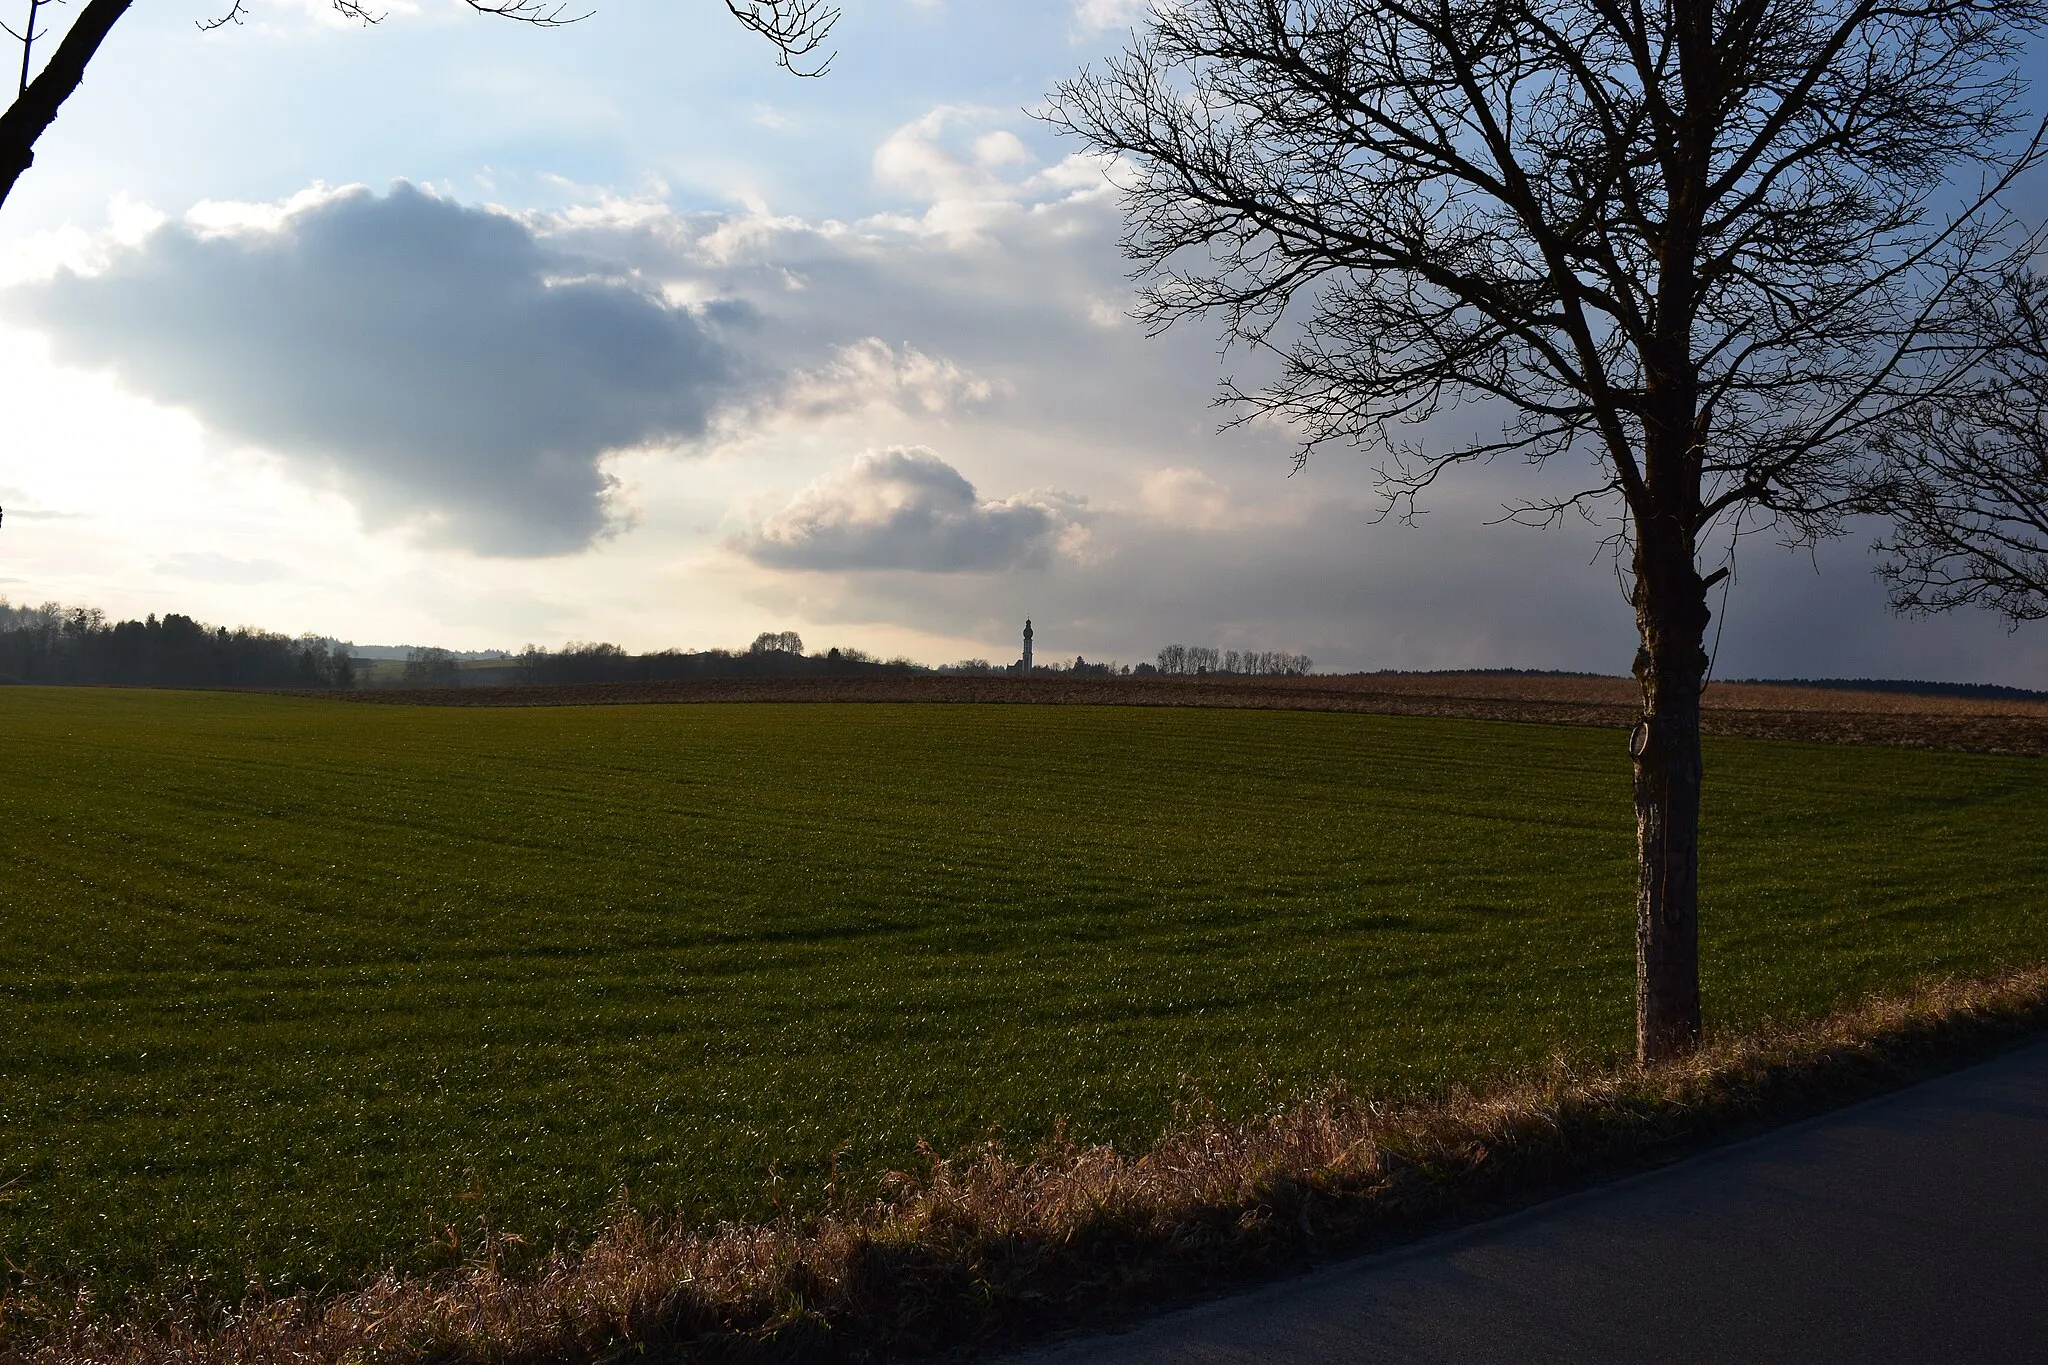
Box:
2, 688, 2043, 1304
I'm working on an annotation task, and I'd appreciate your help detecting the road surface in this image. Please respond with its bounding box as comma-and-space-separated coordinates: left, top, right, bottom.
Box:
1012, 1039, 2048, 1364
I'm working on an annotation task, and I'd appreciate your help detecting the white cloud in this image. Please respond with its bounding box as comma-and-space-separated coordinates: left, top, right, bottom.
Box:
972, 130, 1033, 168
1135, 466, 1311, 531
1071, 0, 1152, 35
0, 484, 87, 523
0, 194, 167, 288
1140, 466, 1235, 527
158, 552, 293, 585
779, 338, 999, 419
867, 106, 1114, 239
1083, 293, 1129, 328
737, 447, 1088, 573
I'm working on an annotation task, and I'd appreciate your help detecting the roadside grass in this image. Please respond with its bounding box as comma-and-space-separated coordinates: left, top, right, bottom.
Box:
17, 965, 2047, 1365
1, 688, 2044, 1312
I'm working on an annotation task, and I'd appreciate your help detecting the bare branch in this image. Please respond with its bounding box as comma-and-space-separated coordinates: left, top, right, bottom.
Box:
1865, 271, 2048, 623
13, 0, 62, 96
456, 0, 587, 26
725, 0, 838, 76
195, 0, 246, 32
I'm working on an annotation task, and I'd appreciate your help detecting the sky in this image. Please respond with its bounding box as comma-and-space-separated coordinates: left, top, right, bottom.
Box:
1, 0, 2045, 682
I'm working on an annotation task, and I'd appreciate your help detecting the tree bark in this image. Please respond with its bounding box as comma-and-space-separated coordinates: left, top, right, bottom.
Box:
1630, 508, 1708, 1064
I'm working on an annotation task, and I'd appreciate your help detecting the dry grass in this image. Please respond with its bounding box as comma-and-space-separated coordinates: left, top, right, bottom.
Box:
9, 964, 2047, 1365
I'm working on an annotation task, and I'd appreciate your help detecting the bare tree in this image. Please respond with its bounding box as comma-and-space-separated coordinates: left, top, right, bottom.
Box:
1866, 274, 2048, 626
1049, 0, 2045, 1061
0, 0, 839, 212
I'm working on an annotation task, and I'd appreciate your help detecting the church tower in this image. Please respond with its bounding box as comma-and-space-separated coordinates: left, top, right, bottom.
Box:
1022, 618, 1034, 672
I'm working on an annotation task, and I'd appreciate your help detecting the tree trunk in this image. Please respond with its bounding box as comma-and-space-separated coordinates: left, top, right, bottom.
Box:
1630, 515, 1708, 1064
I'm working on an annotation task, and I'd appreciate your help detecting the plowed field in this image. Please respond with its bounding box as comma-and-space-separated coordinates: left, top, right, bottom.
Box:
325, 671, 2048, 756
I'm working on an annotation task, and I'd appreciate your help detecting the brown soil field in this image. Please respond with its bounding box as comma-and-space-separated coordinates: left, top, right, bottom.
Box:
315, 671, 2048, 758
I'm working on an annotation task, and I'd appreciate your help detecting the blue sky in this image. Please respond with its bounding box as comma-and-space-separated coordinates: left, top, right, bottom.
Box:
1, 0, 2045, 684
3, 1, 1110, 231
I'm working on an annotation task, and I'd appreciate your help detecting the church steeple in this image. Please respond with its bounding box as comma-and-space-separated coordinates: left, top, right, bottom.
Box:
1022, 618, 1034, 671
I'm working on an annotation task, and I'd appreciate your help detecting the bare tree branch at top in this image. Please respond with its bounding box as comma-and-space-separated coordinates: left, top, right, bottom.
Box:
1047, 0, 2048, 1062
0, 0, 842, 212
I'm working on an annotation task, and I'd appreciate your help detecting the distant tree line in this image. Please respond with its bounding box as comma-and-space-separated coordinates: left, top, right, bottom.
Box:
512, 633, 922, 687
1, 598, 1328, 693
1154, 645, 1312, 677
0, 600, 355, 688
1736, 677, 2048, 703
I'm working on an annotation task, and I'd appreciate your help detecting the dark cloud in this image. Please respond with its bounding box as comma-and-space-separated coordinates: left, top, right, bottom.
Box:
743, 493, 1635, 671
738, 447, 1085, 572
743, 485, 2048, 686
1692, 523, 2048, 685
11, 185, 741, 556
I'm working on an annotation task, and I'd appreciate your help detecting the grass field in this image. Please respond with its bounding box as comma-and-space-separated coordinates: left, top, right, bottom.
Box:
2, 688, 2043, 1307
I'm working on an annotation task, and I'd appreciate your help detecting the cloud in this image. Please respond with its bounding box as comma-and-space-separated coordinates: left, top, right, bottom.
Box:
731, 491, 1643, 673
738, 447, 1087, 572
539, 119, 1206, 470
1071, 0, 1152, 35
867, 106, 1114, 238
157, 551, 291, 585
1139, 466, 1238, 528
13, 103, 2044, 688
9, 183, 743, 556
779, 338, 998, 420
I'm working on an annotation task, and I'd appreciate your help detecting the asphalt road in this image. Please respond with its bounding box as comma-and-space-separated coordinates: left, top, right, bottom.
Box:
1012, 1039, 2048, 1365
